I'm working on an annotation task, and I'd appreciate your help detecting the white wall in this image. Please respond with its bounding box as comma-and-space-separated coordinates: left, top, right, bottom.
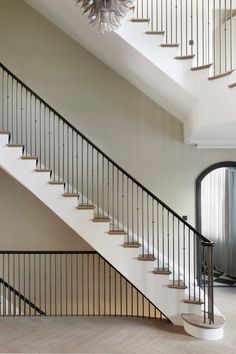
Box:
0, 0, 236, 227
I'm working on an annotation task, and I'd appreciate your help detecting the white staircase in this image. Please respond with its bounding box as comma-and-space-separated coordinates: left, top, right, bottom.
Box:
0, 132, 225, 340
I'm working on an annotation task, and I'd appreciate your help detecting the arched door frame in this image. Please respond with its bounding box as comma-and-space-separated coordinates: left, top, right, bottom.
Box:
196, 161, 236, 234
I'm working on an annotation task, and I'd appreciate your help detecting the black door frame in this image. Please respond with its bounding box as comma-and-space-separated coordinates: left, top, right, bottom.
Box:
195, 161, 236, 234
195, 161, 236, 283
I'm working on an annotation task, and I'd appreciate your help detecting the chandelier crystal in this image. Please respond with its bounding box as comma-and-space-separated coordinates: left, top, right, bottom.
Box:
76, 0, 133, 34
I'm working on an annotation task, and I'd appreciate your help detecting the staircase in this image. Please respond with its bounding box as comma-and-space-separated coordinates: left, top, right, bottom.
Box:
24, 0, 236, 146
114, 0, 236, 146
0, 62, 225, 340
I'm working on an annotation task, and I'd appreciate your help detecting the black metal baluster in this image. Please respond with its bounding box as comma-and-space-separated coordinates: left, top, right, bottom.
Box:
107, 160, 110, 219
141, 190, 144, 256
1, 71, 4, 132
76, 134, 79, 195
112, 164, 115, 228
183, 225, 185, 287
67, 125, 69, 192
76, 254, 78, 316
39, 254, 41, 315
96, 150, 99, 213
109, 263, 111, 315
66, 254, 68, 316
152, 198, 155, 258
167, 211, 170, 272
98, 255, 101, 316
92, 253, 95, 316
147, 195, 150, 254
44, 254, 46, 315
117, 169, 120, 228
137, 186, 139, 245
71, 254, 73, 315
87, 254, 89, 315
7, 254, 10, 315
28, 254, 31, 316
43, 105, 46, 167
60, 254, 62, 316
193, 233, 196, 300
13, 254, 16, 316
72, 131, 74, 194
114, 268, 117, 316
34, 254, 36, 316
122, 173, 124, 232
188, 229, 191, 300
18, 254, 20, 316
157, 203, 160, 270
49, 254, 52, 316
6, 74, 9, 132
162, 207, 165, 270
102, 155, 104, 216
104, 259, 106, 315
172, 215, 175, 285
177, 220, 180, 285
86, 142, 89, 204
82, 254, 84, 316
2, 254, 5, 316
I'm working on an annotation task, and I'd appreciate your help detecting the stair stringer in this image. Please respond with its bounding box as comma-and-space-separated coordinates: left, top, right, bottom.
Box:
0, 134, 203, 326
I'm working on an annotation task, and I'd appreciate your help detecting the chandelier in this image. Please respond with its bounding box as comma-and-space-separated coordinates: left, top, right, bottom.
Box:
76, 0, 133, 33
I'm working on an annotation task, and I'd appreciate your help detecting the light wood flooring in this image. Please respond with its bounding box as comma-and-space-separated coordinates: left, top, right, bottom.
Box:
0, 287, 235, 354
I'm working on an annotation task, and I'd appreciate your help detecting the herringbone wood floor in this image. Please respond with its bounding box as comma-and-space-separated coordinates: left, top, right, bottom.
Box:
0, 287, 235, 354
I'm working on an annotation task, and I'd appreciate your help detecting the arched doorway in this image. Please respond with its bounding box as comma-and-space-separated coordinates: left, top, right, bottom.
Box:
196, 162, 236, 281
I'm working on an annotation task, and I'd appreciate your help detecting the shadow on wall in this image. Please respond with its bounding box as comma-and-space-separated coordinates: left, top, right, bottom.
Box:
0, 168, 92, 251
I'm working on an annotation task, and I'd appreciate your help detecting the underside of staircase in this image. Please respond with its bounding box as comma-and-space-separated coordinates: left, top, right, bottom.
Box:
0, 62, 225, 340
25, 0, 236, 147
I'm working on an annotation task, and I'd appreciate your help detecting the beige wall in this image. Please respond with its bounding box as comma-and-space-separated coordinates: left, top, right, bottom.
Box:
0, 168, 91, 250
0, 0, 236, 229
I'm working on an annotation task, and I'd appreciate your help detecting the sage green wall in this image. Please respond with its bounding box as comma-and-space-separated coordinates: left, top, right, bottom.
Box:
0, 0, 236, 230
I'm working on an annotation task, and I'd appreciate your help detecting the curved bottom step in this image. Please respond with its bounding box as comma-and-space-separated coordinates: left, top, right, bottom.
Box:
182, 313, 225, 340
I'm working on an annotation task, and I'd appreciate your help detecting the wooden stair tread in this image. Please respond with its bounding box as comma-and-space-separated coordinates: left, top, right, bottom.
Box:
182, 313, 225, 329
63, 193, 79, 197
161, 43, 179, 48
175, 55, 195, 60
108, 230, 127, 235
49, 181, 65, 185
122, 242, 141, 248
208, 69, 234, 81
184, 298, 204, 305
131, 18, 150, 23
77, 204, 95, 210
137, 254, 156, 261
228, 82, 236, 88
191, 63, 213, 71
7, 144, 24, 148
92, 217, 111, 222
153, 268, 172, 275
0, 131, 11, 135
35, 168, 52, 173
21, 156, 38, 160
168, 280, 187, 289
146, 31, 165, 35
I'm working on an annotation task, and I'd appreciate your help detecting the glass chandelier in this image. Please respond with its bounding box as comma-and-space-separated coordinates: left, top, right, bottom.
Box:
76, 0, 133, 34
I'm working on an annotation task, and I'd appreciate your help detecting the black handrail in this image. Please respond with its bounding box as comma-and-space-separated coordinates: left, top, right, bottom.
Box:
0, 277, 45, 315
0, 62, 209, 242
